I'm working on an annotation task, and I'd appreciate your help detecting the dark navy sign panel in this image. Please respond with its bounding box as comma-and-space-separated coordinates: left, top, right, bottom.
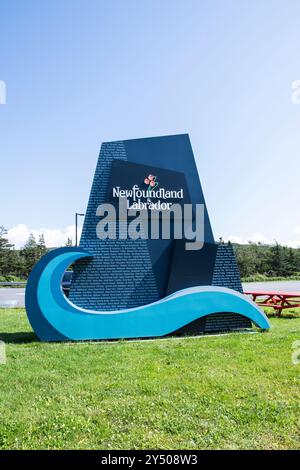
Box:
69, 134, 250, 332
123, 134, 214, 243
109, 159, 192, 299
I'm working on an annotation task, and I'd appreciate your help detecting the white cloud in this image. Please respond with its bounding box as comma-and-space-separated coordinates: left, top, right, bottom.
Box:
225, 232, 273, 245
224, 231, 300, 248
284, 240, 300, 249
7, 224, 82, 249
294, 226, 300, 236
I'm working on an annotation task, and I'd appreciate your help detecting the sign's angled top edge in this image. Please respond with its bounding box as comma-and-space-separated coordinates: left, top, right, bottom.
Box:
101, 133, 190, 145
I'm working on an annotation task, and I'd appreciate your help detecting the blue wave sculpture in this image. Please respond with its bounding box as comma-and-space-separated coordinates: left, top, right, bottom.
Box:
25, 247, 270, 341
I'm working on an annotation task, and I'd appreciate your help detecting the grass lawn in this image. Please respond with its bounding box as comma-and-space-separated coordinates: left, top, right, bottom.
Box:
0, 308, 300, 450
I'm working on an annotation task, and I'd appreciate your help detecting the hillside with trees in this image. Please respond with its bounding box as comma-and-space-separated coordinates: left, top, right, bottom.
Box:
233, 241, 300, 281
0, 225, 299, 282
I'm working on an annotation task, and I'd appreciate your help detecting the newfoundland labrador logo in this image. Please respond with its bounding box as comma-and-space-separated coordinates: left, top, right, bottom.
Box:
96, 172, 204, 250
112, 176, 184, 211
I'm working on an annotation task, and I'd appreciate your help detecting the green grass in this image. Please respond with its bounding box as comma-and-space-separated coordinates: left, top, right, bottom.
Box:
0, 309, 300, 450
0, 275, 26, 283
263, 307, 300, 319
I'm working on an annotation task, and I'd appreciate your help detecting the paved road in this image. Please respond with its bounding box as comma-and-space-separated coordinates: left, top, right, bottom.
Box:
243, 280, 300, 292
1, 281, 299, 309
0, 288, 25, 308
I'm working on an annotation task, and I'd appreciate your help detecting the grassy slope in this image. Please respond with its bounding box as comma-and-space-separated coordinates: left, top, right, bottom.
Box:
0, 309, 300, 450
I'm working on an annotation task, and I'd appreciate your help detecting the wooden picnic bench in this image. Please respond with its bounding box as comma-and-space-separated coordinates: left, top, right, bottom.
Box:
244, 291, 300, 315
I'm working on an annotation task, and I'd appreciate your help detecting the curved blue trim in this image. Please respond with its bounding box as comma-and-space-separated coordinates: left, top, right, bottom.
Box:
25, 247, 92, 341
25, 247, 270, 341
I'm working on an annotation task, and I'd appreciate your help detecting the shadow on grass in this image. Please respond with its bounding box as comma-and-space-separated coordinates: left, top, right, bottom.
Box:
0, 332, 37, 344
264, 312, 300, 319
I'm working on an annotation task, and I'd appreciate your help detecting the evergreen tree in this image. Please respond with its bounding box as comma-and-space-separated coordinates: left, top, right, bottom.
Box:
0, 226, 25, 278
0, 226, 14, 275
37, 233, 47, 257
270, 242, 283, 277
20, 233, 40, 277
235, 244, 256, 278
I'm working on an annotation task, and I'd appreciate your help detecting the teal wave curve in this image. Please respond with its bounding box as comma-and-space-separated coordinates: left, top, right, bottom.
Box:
25, 247, 270, 341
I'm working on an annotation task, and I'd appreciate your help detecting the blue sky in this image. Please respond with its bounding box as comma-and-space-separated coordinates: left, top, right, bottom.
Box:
1, 0, 300, 247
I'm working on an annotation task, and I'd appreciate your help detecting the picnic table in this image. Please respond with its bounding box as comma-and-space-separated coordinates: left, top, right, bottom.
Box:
244, 291, 300, 315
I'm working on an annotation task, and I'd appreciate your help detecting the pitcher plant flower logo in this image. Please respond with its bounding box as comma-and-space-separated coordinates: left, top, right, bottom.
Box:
144, 174, 159, 192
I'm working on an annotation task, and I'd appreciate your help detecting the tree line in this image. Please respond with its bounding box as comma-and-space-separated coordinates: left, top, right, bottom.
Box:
233, 241, 300, 280
0, 225, 300, 281
0, 225, 72, 281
